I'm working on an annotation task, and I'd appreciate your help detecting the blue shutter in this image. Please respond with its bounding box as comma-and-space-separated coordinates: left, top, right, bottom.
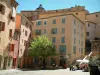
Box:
62, 18, 65, 23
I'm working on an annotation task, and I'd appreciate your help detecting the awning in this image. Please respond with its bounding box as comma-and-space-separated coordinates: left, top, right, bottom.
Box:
76, 59, 89, 63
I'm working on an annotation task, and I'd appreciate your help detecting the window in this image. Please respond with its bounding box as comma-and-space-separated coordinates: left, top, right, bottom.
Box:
44, 21, 47, 25
73, 46, 76, 54
24, 40, 27, 46
51, 58, 55, 65
36, 21, 42, 26
20, 49, 22, 54
35, 30, 41, 35
86, 32, 89, 36
74, 20, 76, 25
53, 19, 56, 24
10, 44, 14, 51
88, 23, 90, 27
81, 41, 83, 46
59, 45, 66, 53
0, 4, 5, 15
74, 38, 76, 44
51, 28, 57, 34
44, 29, 46, 34
25, 30, 27, 36
0, 21, 5, 31
9, 29, 12, 37
62, 18, 65, 23
62, 28, 65, 33
52, 37, 56, 43
61, 37, 65, 43
81, 48, 83, 54
34, 57, 39, 65
81, 34, 83, 38
74, 29, 76, 34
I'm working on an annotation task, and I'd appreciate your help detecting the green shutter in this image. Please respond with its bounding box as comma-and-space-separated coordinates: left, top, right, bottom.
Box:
73, 46, 76, 54
62, 18, 65, 23
61, 37, 65, 43
53, 19, 56, 24
74, 20, 76, 25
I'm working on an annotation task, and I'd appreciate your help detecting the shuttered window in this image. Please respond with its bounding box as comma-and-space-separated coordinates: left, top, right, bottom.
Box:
0, 21, 5, 31
9, 29, 12, 37
10, 44, 14, 51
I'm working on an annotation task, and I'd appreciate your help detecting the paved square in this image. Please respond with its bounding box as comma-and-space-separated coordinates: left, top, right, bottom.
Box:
0, 68, 90, 75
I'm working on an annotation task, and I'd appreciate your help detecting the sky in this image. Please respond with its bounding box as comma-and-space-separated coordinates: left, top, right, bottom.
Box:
16, 0, 100, 13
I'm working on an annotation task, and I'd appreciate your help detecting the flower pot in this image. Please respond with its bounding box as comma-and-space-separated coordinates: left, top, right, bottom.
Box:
90, 66, 99, 75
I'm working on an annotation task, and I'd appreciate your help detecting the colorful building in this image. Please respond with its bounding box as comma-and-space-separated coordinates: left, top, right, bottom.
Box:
0, 0, 18, 69
18, 14, 33, 68
32, 13, 85, 65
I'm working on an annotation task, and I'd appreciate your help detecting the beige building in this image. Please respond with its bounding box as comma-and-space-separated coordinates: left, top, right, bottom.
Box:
0, 0, 18, 69
18, 14, 33, 68
85, 21, 97, 40
32, 13, 85, 65
20, 4, 100, 66
86, 12, 100, 38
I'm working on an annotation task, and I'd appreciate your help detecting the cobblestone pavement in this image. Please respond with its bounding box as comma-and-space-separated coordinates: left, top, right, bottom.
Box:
0, 68, 90, 75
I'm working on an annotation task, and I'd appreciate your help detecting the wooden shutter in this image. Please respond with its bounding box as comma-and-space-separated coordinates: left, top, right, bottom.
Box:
0, 22, 2, 31
0, 4, 2, 11
9, 29, 12, 37
10, 44, 14, 51
2, 22, 5, 31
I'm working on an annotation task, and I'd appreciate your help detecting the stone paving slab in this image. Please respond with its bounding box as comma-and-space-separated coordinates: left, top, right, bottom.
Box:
0, 68, 90, 75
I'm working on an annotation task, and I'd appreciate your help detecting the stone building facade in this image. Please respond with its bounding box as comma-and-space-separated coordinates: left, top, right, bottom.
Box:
0, 0, 18, 69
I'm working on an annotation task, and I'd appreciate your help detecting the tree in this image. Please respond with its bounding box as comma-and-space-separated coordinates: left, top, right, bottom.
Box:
29, 35, 56, 68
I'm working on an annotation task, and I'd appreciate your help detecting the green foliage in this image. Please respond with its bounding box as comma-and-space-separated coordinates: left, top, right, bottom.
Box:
29, 35, 56, 58
89, 56, 100, 67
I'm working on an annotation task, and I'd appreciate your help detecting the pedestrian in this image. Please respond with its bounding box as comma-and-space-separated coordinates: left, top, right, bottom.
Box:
69, 65, 72, 71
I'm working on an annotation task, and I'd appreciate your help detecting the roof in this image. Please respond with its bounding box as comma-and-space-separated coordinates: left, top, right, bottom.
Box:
86, 11, 100, 15
37, 14, 85, 24
85, 20, 97, 25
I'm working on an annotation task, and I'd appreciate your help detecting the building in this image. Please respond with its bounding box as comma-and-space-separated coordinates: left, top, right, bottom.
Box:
86, 12, 100, 38
32, 13, 85, 65
20, 4, 100, 66
85, 12, 100, 54
18, 14, 33, 68
85, 20, 97, 41
0, 0, 18, 69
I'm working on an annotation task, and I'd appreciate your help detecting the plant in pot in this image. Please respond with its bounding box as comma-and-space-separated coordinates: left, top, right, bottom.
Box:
88, 56, 100, 75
